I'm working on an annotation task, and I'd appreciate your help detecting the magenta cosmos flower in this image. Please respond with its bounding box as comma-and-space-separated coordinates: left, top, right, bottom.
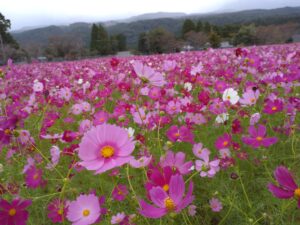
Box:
166, 125, 194, 143
242, 124, 278, 149
67, 194, 100, 225
78, 124, 135, 174
268, 166, 300, 208
47, 199, 68, 223
0, 198, 32, 225
139, 174, 194, 218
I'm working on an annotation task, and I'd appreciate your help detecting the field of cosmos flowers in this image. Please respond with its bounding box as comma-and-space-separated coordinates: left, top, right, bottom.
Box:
0, 43, 299, 225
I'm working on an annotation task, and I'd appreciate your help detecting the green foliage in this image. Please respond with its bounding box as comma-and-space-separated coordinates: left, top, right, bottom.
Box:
182, 19, 196, 37
116, 33, 127, 51
203, 22, 211, 33
209, 31, 221, 48
89, 24, 99, 54
138, 32, 149, 54
196, 20, 203, 32
233, 24, 258, 46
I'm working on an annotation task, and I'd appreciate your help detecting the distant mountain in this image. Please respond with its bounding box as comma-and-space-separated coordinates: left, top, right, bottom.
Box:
122, 12, 186, 23
11, 7, 300, 49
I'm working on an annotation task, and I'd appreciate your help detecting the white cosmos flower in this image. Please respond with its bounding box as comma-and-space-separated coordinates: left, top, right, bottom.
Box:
125, 127, 135, 138
216, 113, 229, 123
184, 82, 192, 92
222, 88, 240, 105
77, 78, 83, 84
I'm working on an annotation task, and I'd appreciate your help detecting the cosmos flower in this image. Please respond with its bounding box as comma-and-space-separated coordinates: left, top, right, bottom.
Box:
47, 199, 68, 223
112, 184, 128, 201
268, 166, 300, 208
25, 165, 45, 189
263, 99, 284, 114
111, 212, 126, 224
139, 174, 194, 218
209, 198, 223, 212
78, 124, 135, 174
195, 149, 220, 178
222, 88, 240, 105
242, 124, 278, 148
239, 89, 259, 106
166, 125, 194, 143
0, 198, 32, 225
215, 133, 232, 150
160, 151, 193, 175
132, 61, 166, 87
93, 111, 109, 126
33, 81, 44, 92
67, 194, 100, 225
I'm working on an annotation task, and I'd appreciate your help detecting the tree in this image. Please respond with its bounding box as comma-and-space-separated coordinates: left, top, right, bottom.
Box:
90, 24, 99, 54
148, 27, 179, 54
203, 22, 211, 33
233, 24, 257, 46
97, 24, 111, 55
138, 32, 149, 54
196, 20, 203, 32
116, 34, 127, 51
184, 31, 208, 49
182, 19, 196, 37
209, 32, 221, 48
0, 12, 21, 62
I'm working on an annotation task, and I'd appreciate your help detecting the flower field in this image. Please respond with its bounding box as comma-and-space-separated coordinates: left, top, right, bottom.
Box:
0, 44, 299, 225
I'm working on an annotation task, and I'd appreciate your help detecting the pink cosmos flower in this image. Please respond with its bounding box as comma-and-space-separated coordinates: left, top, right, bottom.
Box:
111, 212, 126, 224
195, 149, 220, 178
59, 87, 72, 101
47, 199, 68, 223
250, 113, 260, 125
46, 146, 60, 170
132, 61, 166, 87
188, 205, 197, 216
148, 87, 161, 100
67, 194, 100, 225
239, 89, 260, 106
166, 101, 181, 115
93, 111, 109, 126
112, 184, 128, 201
160, 151, 193, 175
139, 174, 194, 218
209, 198, 223, 212
129, 155, 152, 168
0, 198, 32, 225
33, 81, 44, 92
78, 124, 135, 174
268, 166, 300, 208
145, 166, 173, 194
166, 125, 194, 143
79, 119, 92, 134
242, 124, 278, 148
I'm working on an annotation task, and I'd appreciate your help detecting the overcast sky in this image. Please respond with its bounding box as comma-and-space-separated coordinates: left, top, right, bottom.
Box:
2, 0, 300, 30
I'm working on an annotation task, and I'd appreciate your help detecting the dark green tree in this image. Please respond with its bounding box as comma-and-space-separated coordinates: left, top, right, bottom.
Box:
116, 34, 127, 51
196, 20, 203, 32
97, 24, 111, 55
138, 32, 149, 54
203, 22, 211, 33
209, 32, 221, 48
182, 19, 196, 37
110, 35, 119, 54
89, 24, 99, 54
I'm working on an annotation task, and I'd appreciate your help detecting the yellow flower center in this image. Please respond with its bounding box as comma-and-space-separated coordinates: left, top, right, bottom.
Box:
256, 136, 263, 141
174, 133, 180, 137
118, 190, 123, 195
294, 188, 300, 199
4, 129, 11, 135
99, 117, 105, 122
164, 197, 175, 211
9, 208, 16, 216
223, 141, 228, 147
227, 96, 231, 100
100, 145, 114, 158
82, 209, 90, 217
163, 184, 169, 192
57, 209, 63, 215
250, 98, 255, 103
272, 106, 277, 111
33, 173, 39, 180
